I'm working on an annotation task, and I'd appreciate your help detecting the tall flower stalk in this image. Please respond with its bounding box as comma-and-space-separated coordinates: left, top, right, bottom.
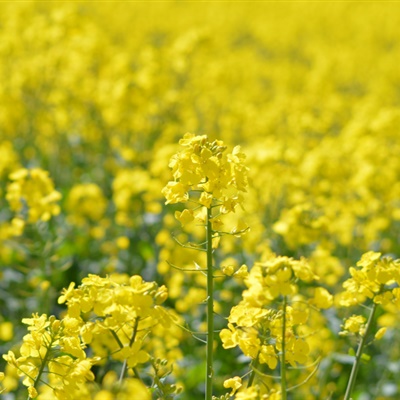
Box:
205, 206, 214, 400
280, 295, 288, 400
343, 302, 377, 400
162, 133, 249, 400
339, 251, 400, 400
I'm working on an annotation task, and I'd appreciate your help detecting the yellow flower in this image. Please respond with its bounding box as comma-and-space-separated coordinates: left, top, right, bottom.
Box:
94, 390, 114, 400
162, 181, 189, 205
223, 376, 242, 396
231, 219, 249, 236
373, 291, 393, 305
58, 282, 76, 304
311, 287, 333, 309
222, 264, 235, 276
356, 251, 382, 269
0, 321, 13, 341
375, 327, 387, 340
66, 183, 107, 225
235, 386, 259, 400
284, 338, 310, 367
0, 141, 19, 179
343, 315, 366, 334
234, 264, 249, 279
199, 191, 213, 208
116, 236, 130, 250
259, 344, 278, 369
211, 217, 224, 231
220, 324, 239, 349
341, 252, 400, 312
163, 134, 248, 232
175, 209, 194, 227
6, 168, 61, 223
28, 386, 38, 398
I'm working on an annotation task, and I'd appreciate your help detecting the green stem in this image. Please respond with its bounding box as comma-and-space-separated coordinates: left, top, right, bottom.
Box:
248, 356, 259, 388
280, 296, 287, 400
119, 317, 140, 383
344, 302, 378, 400
29, 332, 56, 399
206, 206, 214, 400
110, 328, 124, 349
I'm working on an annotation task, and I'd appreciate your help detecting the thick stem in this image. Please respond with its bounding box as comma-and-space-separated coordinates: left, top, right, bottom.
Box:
344, 302, 378, 400
205, 206, 214, 400
119, 317, 140, 383
280, 296, 287, 400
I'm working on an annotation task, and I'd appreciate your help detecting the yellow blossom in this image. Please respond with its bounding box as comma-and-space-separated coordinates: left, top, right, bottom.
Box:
259, 345, 278, 369
343, 315, 366, 334
28, 386, 38, 398
311, 287, 333, 309
375, 327, 387, 340
162, 133, 248, 233
175, 209, 194, 227
6, 168, 61, 223
116, 236, 130, 250
223, 376, 242, 396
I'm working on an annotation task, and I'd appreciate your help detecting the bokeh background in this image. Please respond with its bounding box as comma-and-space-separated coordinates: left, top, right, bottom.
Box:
1, 2, 400, 399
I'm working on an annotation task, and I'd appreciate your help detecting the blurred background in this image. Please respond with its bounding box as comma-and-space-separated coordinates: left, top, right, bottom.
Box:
1, 2, 400, 398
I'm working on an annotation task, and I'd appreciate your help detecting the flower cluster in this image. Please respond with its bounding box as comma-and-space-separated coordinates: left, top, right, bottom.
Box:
66, 183, 107, 226
91, 372, 150, 400
0, 217, 25, 241
339, 251, 400, 338
0, 141, 19, 179
220, 255, 333, 397
3, 274, 183, 399
162, 133, 249, 241
220, 305, 311, 370
243, 256, 319, 302
339, 251, 400, 308
221, 378, 280, 400
6, 168, 61, 223
58, 274, 182, 387
112, 168, 152, 226
3, 313, 95, 399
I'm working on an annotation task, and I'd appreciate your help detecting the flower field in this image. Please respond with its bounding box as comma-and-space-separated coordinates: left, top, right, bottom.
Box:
1, 2, 400, 399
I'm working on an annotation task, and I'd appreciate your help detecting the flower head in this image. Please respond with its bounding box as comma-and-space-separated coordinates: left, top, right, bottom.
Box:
162, 133, 249, 239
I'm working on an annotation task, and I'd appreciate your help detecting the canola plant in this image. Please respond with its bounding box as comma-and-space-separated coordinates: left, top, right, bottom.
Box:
0, 2, 400, 399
